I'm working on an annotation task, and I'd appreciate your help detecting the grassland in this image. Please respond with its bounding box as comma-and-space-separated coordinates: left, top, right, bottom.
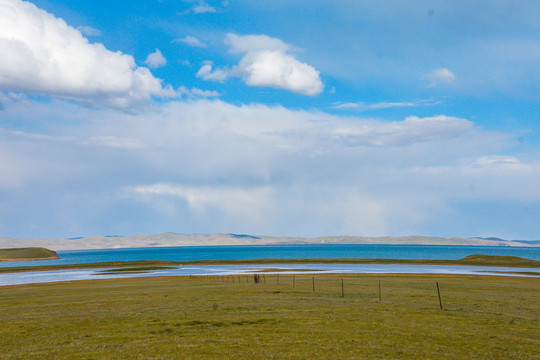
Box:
0, 247, 59, 262
0, 274, 538, 359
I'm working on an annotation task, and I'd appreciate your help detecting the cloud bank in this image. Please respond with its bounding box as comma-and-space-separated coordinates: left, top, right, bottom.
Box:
2, 97, 532, 238
1, 0, 538, 241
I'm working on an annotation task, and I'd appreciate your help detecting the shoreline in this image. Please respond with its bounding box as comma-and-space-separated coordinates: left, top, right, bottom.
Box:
1, 272, 537, 289
1, 266, 539, 288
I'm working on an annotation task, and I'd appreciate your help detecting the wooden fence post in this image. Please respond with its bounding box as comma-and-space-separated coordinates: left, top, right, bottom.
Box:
436, 282, 443, 310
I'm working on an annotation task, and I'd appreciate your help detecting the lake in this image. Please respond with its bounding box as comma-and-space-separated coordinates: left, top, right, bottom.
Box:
2, 244, 539, 286
1, 244, 539, 268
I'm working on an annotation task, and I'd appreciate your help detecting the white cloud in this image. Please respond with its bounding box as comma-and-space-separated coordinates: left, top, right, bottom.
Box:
174, 35, 207, 48
331, 99, 437, 111
83, 136, 145, 150
192, 3, 215, 13
177, 86, 220, 98
1, 97, 534, 238
197, 33, 324, 96
471, 155, 524, 169
423, 67, 456, 87
196, 61, 230, 82
329, 115, 474, 147
238, 50, 323, 96
408, 155, 540, 203
0, 91, 25, 110
0, 0, 170, 108
76, 25, 101, 37
144, 49, 167, 69
183, 1, 216, 14
225, 33, 291, 53
129, 183, 273, 223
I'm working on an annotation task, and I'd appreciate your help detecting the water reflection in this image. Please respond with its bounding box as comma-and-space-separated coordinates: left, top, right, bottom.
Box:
1, 263, 539, 286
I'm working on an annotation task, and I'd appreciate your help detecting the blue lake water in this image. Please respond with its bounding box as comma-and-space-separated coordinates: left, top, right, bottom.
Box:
2, 245, 539, 286
1, 244, 539, 268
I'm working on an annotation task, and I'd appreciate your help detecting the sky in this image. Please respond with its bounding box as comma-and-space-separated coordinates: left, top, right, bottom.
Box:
1, 0, 539, 240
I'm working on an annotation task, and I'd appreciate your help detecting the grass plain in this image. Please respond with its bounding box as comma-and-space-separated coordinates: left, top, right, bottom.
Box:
0, 273, 538, 359
0, 247, 59, 262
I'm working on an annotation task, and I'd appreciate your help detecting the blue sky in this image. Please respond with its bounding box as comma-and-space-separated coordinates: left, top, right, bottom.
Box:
1, 0, 539, 239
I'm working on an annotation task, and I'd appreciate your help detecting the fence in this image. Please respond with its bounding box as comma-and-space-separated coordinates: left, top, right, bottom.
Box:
191, 273, 445, 309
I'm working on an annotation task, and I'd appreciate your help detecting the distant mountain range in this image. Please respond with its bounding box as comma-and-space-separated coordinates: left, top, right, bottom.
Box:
0, 233, 538, 251
473, 237, 540, 245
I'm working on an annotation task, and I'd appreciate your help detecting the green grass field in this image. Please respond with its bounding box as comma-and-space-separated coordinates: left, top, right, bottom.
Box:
1, 274, 538, 359
0, 247, 59, 261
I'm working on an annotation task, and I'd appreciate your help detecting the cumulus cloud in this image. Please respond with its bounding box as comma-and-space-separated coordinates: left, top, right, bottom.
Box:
423, 67, 456, 87
197, 33, 324, 95
0, 0, 170, 108
144, 49, 167, 69
174, 35, 207, 48
238, 50, 323, 95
